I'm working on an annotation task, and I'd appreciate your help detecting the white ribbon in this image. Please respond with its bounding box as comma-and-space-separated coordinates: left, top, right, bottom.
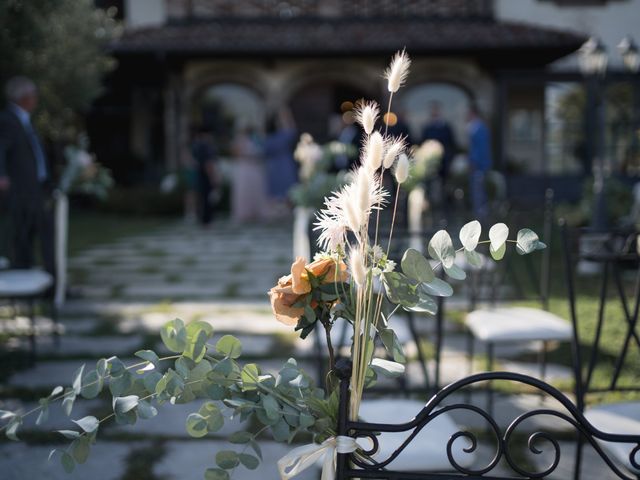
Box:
277, 435, 358, 480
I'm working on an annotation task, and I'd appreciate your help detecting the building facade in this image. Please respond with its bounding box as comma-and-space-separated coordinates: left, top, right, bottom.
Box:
89, 0, 640, 201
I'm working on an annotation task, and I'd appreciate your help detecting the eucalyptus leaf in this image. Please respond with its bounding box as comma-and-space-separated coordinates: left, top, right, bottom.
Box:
205, 469, 230, 480
490, 242, 506, 261
160, 318, 187, 353
186, 413, 208, 438
239, 453, 260, 470
382, 272, 419, 307
80, 370, 103, 399
370, 358, 405, 378
216, 450, 240, 469
137, 400, 158, 420
71, 437, 90, 464
109, 371, 133, 396
216, 335, 242, 359
229, 431, 252, 444
96, 359, 107, 377
50, 386, 64, 398
464, 249, 484, 268
5, 415, 21, 441
271, 418, 291, 442
36, 402, 48, 426
184, 321, 214, 362
489, 223, 509, 251
113, 395, 139, 415
262, 394, 280, 421
61, 452, 75, 473
379, 328, 406, 363
516, 228, 540, 255
401, 248, 434, 282
459, 220, 481, 251
71, 365, 85, 395
72, 415, 99, 433
427, 230, 455, 268
199, 402, 224, 432
444, 263, 466, 281
61, 390, 76, 417
241, 364, 260, 391
57, 430, 81, 440
421, 278, 453, 297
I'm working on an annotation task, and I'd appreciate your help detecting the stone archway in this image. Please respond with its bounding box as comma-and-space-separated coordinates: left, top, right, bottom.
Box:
284, 61, 380, 142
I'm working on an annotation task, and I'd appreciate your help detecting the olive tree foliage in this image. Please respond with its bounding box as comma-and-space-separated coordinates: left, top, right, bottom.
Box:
0, 0, 121, 140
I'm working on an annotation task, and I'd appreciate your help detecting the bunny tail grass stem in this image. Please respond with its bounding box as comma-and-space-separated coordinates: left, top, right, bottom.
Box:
373, 92, 395, 247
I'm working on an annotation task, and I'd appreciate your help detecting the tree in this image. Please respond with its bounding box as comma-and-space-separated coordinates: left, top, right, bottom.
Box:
0, 0, 120, 140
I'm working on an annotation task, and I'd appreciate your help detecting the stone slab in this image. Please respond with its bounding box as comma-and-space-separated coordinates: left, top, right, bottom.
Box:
0, 440, 140, 480
36, 335, 144, 358
155, 440, 318, 480
107, 401, 245, 438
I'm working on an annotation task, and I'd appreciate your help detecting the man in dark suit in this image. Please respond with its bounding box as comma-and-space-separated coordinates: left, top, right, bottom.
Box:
0, 76, 54, 279
421, 101, 456, 187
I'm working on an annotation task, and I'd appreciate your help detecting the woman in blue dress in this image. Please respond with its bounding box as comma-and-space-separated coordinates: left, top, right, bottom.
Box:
263, 108, 298, 215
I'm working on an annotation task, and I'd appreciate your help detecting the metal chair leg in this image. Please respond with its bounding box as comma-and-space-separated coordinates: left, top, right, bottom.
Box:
574, 434, 584, 480
486, 342, 494, 417
28, 298, 36, 365
407, 312, 430, 393
51, 298, 60, 348
465, 330, 475, 403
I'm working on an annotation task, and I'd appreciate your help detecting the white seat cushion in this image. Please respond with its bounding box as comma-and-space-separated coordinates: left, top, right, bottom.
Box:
0, 269, 53, 297
358, 399, 473, 471
585, 402, 640, 475
465, 307, 572, 342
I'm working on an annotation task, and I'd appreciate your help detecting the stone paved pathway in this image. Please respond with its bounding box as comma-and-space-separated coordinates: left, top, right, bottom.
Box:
0, 219, 619, 479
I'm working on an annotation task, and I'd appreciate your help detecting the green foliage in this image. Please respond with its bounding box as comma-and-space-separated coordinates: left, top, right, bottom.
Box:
0, 0, 120, 139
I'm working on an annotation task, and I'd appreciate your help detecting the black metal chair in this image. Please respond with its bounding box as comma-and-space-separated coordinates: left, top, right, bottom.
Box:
562, 223, 640, 479
464, 189, 571, 414
331, 221, 640, 479
334, 361, 640, 479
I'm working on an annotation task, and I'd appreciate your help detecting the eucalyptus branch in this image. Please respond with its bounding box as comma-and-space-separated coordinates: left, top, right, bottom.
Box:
0, 354, 181, 432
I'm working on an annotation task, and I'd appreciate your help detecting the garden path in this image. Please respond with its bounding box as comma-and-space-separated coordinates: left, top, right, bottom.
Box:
0, 219, 614, 479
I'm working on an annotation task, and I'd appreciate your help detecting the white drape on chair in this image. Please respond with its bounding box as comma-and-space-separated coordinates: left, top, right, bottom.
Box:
54, 191, 68, 308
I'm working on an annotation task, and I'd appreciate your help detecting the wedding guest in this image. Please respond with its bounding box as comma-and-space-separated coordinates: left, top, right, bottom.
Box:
230, 125, 266, 223
421, 101, 456, 188
264, 108, 297, 216
190, 127, 217, 227
467, 104, 492, 221
0, 76, 54, 278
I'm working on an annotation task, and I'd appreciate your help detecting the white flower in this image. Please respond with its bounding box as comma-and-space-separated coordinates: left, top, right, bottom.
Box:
364, 132, 384, 173
354, 101, 379, 135
294, 133, 323, 181
385, 50, 411, 93
383, 136, 405, 170
354, 167, 371, 216
395, 153, 410, 184
384, 260, 396, 273
314, 169, 388, 251
349, 248, 367, 287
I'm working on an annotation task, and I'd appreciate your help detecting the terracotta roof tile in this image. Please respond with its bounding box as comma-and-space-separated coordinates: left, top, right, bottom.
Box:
113, 18, 585, 59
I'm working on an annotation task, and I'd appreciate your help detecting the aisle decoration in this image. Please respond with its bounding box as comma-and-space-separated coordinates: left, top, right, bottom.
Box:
0, 51, 544, 480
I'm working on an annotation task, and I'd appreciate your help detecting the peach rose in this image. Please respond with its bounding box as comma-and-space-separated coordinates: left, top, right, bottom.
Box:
269, 257, 348, 325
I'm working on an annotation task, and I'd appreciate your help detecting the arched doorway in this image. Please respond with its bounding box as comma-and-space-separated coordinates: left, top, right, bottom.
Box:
191, 83, 266, 155
290, 82, 370, 142
396, 82, 472, 146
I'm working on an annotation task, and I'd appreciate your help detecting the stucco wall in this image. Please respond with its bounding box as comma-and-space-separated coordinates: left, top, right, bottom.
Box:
495, 0, 640, 70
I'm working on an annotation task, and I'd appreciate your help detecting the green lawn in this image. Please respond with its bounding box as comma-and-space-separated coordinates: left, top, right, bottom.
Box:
483, 211, 640, 403
68, 210, 175, 255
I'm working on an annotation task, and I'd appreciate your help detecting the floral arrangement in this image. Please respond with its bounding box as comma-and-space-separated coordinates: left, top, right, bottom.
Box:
58, 133, 114, 200
288, 133, 353, 209
0, 51, 545, 480
401, 139, 444, 192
